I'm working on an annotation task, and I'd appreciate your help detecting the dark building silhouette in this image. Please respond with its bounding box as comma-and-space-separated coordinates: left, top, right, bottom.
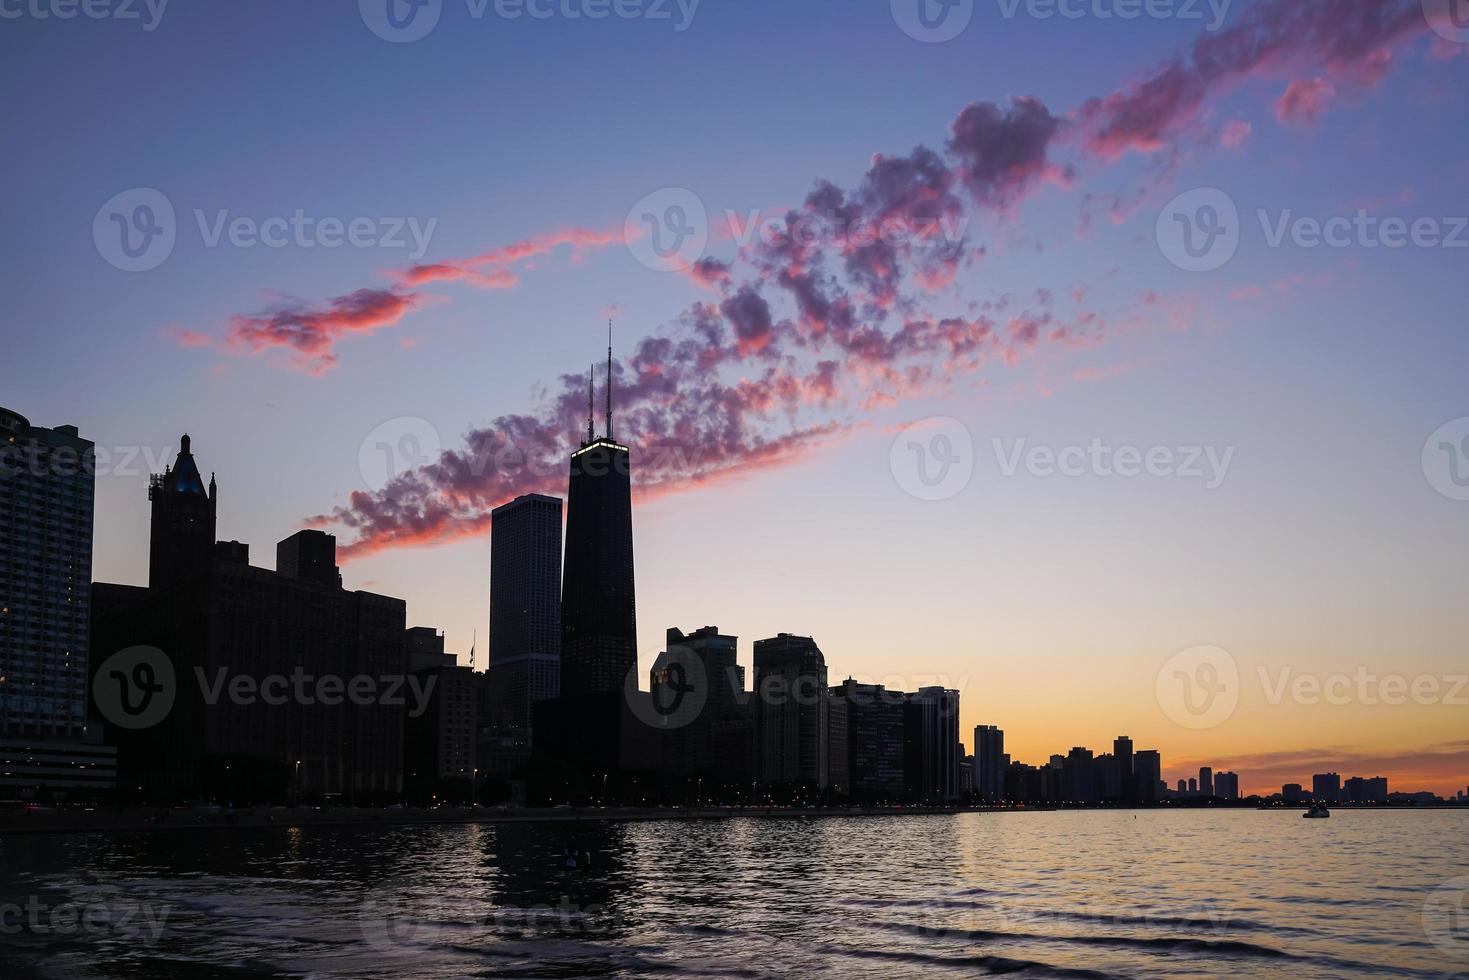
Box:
904, 687, 960, 803
404, 627, 478, 801
652, 626, 752, 791
487, 493, 562, 731
1214, 770, 1239, 800
1134, 749, 1162, 801
1, 408, 95, 739
1113, 735, 1134, 802
1199, 765, 1214, 798
531, 342, 659, 797
1312, 772, 1342, 803
561, 340, 636, 699
975, 724, 1006, 802
92, 435, 408, 804
754, 633, 829, 791
831, 680, 906, 801
0, 407, 115, 798
277, 529, 343, 589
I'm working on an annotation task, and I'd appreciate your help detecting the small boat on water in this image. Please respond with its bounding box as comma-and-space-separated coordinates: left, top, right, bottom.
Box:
1303, 802, 1331, 819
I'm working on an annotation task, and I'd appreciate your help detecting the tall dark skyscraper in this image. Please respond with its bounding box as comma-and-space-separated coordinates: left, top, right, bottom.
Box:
560, 333, 637, 698
488, 493, 563, 729
1, 408, 95, 740
975, 724, 1006, 802
1113, 735, 1134, 801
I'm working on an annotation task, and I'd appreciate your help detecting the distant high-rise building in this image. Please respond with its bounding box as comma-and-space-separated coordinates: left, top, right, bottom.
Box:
1282, 783, 1304, 802
1113, 735, 1135, 801
830, 679, 905, 801
753, 633, 828, 790
975, 725, 1006, 802
1064, 747, 1096, 802
1312, 772, 1342, 803
905, 687, 960, 803
1134, 750, 1162, 802
487, 494, 563, 731
403, 628, 478, 795
1214, 771, 1239, 800
1344, 775, 1389, 803
1199, 766, 1214, 798
560, 341, 636, 700
655, 626, 752, 787
1188, 777, 1198, 794
147, 433, 216, 592
0, 408, 115, 798
1, 408, 95, 740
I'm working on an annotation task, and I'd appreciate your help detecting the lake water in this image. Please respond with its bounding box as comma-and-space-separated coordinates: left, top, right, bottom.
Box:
1, 810, 1465, 978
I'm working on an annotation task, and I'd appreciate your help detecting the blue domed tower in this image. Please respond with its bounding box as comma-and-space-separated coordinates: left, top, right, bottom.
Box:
147, 433, 217, 591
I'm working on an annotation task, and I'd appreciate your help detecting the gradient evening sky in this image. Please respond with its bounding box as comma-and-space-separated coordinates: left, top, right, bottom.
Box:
4, 0, 1467, 795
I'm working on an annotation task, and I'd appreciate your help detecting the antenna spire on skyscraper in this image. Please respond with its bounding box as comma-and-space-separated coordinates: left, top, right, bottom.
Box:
587, 363, 595, 445
606, 319, 614, 441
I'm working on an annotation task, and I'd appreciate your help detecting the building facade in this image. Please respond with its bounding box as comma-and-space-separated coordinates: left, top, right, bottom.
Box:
1, 407, 95, 739
487, 493, 563, 732
831, 680, 906, 801
753, 634, 829, 791
905, 687, 960, 803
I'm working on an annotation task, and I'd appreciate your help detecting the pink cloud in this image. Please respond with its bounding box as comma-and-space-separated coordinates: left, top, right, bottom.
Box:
1274, 77, 1338, 124
226, 289, 421, 376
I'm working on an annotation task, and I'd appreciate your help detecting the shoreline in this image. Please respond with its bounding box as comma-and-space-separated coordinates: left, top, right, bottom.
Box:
2, 802, 1463, 837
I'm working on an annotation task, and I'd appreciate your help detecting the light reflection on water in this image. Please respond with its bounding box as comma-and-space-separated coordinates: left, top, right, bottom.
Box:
0, 810, 1465, 979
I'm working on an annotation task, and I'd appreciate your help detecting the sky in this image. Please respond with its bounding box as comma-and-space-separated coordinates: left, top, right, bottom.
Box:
4, 0, 1468, 796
